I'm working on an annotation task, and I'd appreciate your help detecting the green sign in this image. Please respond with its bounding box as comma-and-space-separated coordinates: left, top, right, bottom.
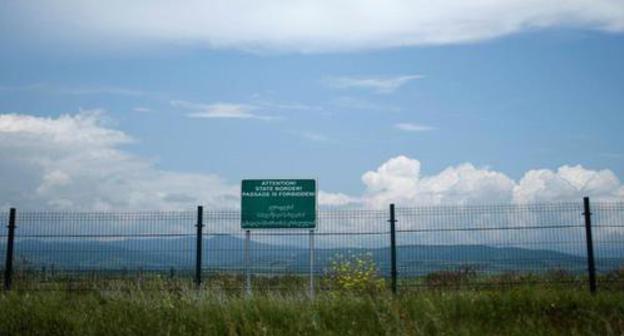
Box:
241, 179, 316, 229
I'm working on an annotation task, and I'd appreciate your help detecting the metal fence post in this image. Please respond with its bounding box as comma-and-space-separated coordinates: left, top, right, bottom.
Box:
4, 208, 16, 291
195, 206, 203, 287
389, 203, 397, 294
583, 197, 597, 294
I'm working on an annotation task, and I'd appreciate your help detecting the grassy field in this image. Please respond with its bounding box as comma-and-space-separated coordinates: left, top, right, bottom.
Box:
1, 287, 623, 335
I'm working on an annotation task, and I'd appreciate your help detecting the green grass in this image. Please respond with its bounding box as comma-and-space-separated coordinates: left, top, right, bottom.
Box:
1, 287, 623, 335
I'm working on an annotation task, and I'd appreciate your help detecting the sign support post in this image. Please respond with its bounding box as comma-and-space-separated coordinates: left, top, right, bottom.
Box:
244, 230, 251, 296
309, 229, 315, 298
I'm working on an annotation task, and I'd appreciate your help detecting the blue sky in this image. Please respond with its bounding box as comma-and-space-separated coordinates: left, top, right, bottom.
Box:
1, 1, 623, 209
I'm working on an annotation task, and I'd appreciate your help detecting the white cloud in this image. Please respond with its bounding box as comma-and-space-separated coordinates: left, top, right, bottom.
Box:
1, 114, 622, 213
3, 1, 624, 52
361, 156, 515, 208
319, 191, 359, 207
357, 157, 624, 248
326, 75, 423, 93
171, 100, 273, 120
0, 111, 238, 210
2, 119, 621, 249
0, 112, 354, 211
513, 165, 623, 203
0, 110, 131, 147
362, 156, 421, 193
395, 123, 436, 132
360, 156, 624, 209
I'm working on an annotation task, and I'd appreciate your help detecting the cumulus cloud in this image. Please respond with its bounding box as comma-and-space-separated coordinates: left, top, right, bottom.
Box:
1, 113, 622, 213
3, 113, 622, 251
318, 191, 359, 207
360, 156, 624, 208
355, 156, 624, 250
513, 165, 623, 203
0, 112, 356, 210
325, 75, 423, 93
0, 111, 239, 210
3, 1, 623, 52
361, 156, 515, 208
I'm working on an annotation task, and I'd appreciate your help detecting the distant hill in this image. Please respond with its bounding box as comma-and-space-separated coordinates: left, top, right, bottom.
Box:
2, 235, 622, 276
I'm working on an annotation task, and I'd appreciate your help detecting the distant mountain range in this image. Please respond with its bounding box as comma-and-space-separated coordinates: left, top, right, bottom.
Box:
2, 235, 622, 276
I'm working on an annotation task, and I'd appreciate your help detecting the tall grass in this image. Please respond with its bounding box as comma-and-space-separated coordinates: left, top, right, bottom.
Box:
1, 288, 623, 335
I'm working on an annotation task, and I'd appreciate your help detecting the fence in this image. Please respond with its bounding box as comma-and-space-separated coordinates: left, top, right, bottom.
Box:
2, 198, 623, 293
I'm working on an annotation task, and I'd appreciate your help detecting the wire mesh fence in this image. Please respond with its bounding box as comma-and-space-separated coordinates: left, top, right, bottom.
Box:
11, 211, 196, 290
592, 202, 624, 289
395, 203, 588, 289
1, 200, 623, 292
201, 209, 389, 292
